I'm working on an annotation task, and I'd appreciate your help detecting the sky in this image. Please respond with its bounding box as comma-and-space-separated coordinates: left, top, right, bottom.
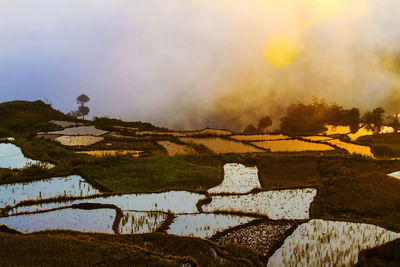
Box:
1, 0, 400, 131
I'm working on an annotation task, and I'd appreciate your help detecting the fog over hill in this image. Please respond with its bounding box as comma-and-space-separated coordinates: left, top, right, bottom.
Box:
2, 0, 400, 131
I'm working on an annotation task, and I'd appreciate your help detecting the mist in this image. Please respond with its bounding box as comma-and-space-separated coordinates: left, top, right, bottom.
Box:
1, 0, 400, 131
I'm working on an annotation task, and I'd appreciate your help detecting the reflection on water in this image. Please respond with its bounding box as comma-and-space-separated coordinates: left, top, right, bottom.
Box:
180, 137, 264, 154
230, 134, 289, 141
71, 191, 204, 213
208, 163, 260, 194
325, 139, 374, 158
6, 190, 205, 216
76, 150, 141, 158
0, 143, 40, 169
167, 213, 255, 238
268, 219, 400, 267
0, 208, 115, 233
119, 211, 167, 234
322, 125, 394, 141
157, 141, 196, 156
203, 188, 317, 220
323, 125, 351, 135
55, 136, 104, 146
250, 140, 333, 152
0, 175, 100, 209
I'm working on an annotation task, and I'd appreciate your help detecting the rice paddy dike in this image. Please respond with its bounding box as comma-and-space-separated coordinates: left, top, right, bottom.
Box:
1, 101, 400, 266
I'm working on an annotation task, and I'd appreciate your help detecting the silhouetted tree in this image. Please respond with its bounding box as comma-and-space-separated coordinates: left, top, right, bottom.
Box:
243, 125, 257, 134
258, 116, 272, 133
78, 105, 90, 120
77, 94, 90, 106
362, 107, 385, 134
390, 113, 400, 133
348, 108, 360, 133
75, 94, 90, 120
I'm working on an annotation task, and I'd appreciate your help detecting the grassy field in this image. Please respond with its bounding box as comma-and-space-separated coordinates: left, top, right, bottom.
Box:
0, 230, 265, 266
79, 155, 222, 193
357, 133, 400, 157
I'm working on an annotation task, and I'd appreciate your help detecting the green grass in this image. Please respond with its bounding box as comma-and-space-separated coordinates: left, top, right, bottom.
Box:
0, 230, 265, 266
79, 155, 222, 193
0, 100, 72, 133
357, 133, 400, 157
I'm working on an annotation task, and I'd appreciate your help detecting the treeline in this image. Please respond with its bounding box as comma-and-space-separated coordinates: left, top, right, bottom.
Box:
280, 99, 398, 135
243, 99, 399, 136
280, 99, 360, 135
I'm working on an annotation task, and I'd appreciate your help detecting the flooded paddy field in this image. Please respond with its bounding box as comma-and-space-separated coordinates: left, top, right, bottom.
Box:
157, 140, 196, 155
0, 143, 41, 169
167, 213, 255, 238
76, 150, 142, 158
0, 175, 100, 209
324, 139, 374, 157
230, 134, 290, 141
180, 137, 265, 153
268, 219, 400, 266
212, 220, 299, 257
202, 188, 317, 220
2, 122, 400, 265
208, 163, 260, 194
55, 135, 105, 146
0, 208, 116, 234
250, 139, 333, 152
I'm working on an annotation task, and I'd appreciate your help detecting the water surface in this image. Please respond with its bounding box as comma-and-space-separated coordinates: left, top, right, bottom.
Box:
167, 213, 255, 238
208, 163, 260, 194
203, 188, 317, 220
0, 208, 116, 233
250, 140, 333, 152
268, 219, 400, 267
55, 135, 104, 146
0, 143, 40, 169
0, 175, 100, 209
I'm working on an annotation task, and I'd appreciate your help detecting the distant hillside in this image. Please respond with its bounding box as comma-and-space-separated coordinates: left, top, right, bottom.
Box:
92, 117, 168, 131
0, 100, 71, 132
0, 100, 167, 133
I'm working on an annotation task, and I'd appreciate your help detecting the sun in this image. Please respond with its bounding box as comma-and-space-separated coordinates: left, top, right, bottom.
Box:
263, 36, 297, 68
